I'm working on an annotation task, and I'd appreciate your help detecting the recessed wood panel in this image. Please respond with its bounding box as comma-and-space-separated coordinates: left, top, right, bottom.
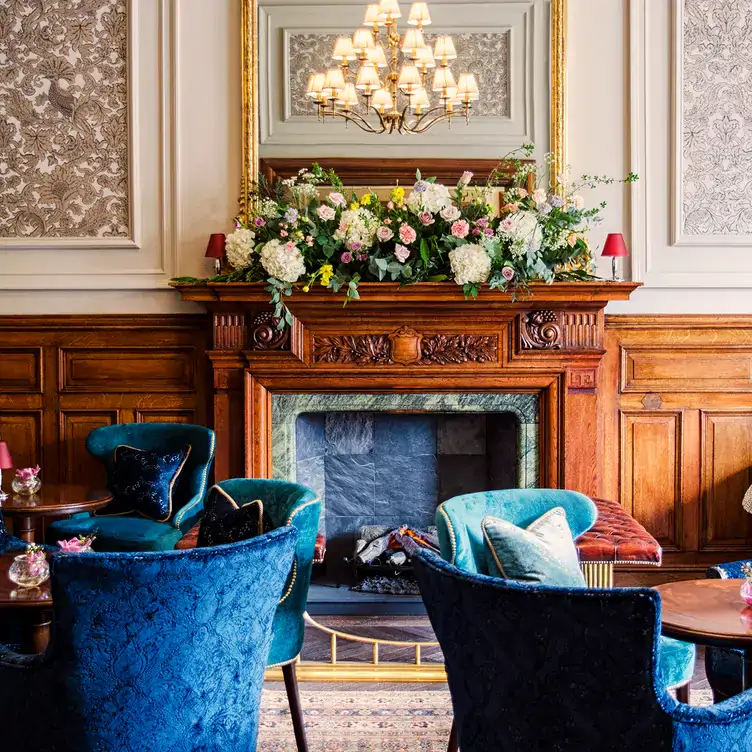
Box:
701, 411, 752, 551
620, 411, 682, 549
61, 348, 195, 393
622, 347, 752, 392
60, 412, 118, 486
0, 412, 42, 475
0, 349, 41, 393
136, 410, 195, 424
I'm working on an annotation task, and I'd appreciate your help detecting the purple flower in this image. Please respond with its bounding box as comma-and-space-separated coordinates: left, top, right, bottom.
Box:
350, 241, 362, 252
340, 251, 353, 264
414, 181, 428, 193
476, 217, 489, 228
284, 208, 299, 224
355, 253, 369, 262
483, 227, 494, 236
502, 267, 515, 281
254, 217, 266, 227
472, 228, 481, 235
551, 195, 565, 208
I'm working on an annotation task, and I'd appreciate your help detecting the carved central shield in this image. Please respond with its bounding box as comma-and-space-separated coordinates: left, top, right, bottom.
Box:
388, 326, 423, 366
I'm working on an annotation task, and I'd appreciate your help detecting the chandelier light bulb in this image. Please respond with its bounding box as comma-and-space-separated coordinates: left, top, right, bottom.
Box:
402, 28, 427, 60
363, 3, 382, 27
352, 29, 376, 56
433, 35, 457, 63
332, 37, 356, 61
366, 44, 389, 68
398, 64, 422, 93
371, 88, 393, 112
356, 65, 382, 93
457, 73, 480, 101
409, 87, 431, 111
432, 67, 456, 93
416, 46, 436, 71
336, 82, 359, 108
306, 73, 327, 99
408, 2, 432, 28
377, 0, 402, 21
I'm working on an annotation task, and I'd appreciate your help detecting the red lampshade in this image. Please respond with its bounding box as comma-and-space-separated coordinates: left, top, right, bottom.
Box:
601, 233, 629, 258
0, 442, 13, 470
205, 233, 226, 259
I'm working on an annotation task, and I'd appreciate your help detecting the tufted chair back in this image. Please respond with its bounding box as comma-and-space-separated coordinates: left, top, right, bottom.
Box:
436, 489, 598, 574
86, 423, 215, 532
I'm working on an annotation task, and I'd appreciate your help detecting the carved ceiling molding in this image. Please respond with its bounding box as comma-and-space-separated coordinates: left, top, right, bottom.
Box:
519, 310, 601, 352
313, 326, 498, 366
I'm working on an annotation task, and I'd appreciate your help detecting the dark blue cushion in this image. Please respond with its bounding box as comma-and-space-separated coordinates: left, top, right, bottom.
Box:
198, 485, 263, 547
96, 444, 190, 522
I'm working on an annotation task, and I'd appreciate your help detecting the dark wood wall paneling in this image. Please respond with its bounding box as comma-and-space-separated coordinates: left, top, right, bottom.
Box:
602, 316, 752, 585
0, 316, 210, 501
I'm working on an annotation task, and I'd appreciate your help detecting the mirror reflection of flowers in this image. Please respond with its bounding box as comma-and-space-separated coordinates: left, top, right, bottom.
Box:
182, 147, 637, 327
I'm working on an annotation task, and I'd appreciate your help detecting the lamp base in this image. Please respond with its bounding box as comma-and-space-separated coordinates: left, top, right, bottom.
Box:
611, 257, 623, 282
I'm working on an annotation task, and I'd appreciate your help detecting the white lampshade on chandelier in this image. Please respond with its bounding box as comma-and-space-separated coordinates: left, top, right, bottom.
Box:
305, 0, 480, 135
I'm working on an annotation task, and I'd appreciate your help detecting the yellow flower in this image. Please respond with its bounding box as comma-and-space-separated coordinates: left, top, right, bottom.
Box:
350, 202, 360, 211
302, 285, 311, 292
319, 264, 334, 286
360, 193, 372, 206
391, 186, 405, 203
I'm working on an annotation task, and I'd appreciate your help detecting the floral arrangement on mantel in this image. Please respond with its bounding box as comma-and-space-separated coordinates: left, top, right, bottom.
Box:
173, 145, 637, 327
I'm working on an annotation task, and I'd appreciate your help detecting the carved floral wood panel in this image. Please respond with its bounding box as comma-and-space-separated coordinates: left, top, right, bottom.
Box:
0, 0, 129, 238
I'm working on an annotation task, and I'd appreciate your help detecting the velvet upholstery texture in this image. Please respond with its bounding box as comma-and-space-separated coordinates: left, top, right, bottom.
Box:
197, 484, 263, 547
436, 489, 598, 575
210, 479, 321, 666
48, 423, 215, 552
0, 510, 24, 553
705, 559, 749, 701
413, 550, 752, 752
0, 527, 298, 752
482, 507, 587, 586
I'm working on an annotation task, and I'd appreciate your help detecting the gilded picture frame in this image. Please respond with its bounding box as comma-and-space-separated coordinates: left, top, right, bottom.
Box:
241, 0, 567, 216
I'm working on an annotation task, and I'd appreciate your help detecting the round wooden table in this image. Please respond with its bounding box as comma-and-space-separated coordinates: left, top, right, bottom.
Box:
656, 579, 752, 690
0, 484, 112, 543
0, 552, 52, 653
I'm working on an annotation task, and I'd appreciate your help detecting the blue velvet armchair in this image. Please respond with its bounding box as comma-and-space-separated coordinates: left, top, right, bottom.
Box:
435, 490, 695, 702
0, 527, 298, 752
47, 423, 215, 551
0, 510, 25, 553
413, 549, 752, 752
180, 478, 321, 752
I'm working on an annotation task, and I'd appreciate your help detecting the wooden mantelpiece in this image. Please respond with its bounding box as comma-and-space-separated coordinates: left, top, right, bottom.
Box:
173, 282, 641, 495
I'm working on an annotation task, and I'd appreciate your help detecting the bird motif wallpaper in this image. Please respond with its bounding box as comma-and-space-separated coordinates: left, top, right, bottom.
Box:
0, 0, 129, 238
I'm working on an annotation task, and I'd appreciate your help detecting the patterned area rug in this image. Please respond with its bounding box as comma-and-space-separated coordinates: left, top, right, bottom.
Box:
257, 688, 713, 751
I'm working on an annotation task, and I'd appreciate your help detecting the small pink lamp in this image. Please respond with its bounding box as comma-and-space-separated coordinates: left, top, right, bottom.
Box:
205, 234, 226, 274
601, 233, 629, 281
0, 433, 13, 501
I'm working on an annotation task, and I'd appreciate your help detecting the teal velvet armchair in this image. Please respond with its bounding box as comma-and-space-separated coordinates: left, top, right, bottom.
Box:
178, 478, 321, 752
0, 528, 298, 752
436, 488, 695, 752
47, 423, 215, 552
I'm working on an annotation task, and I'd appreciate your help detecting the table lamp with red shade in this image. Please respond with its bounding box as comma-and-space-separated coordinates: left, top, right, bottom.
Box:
205, 233, 226, 274
0, 433, 13, 501
601, 233, 629, 281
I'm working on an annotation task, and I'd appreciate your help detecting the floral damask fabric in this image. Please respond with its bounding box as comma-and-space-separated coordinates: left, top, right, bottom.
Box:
683, 0, 752, 235
0, 0, 129, 238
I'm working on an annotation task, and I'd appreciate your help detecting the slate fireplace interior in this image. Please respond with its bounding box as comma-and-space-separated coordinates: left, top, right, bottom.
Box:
273, 392, 540, 613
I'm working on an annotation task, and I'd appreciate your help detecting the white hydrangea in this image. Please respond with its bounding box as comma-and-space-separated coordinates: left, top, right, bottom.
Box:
406, 181, 453, 215
260, 239, 306, 283
449, 243, 492, 286
499, 211, 543, 257
334, 208, 378, 250
225, 228, 256, 269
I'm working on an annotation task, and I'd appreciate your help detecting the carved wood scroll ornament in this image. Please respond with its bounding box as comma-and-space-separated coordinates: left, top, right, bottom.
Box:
520, 310, 563, 350
250, 311, 289, 350
313, 327, 498, 366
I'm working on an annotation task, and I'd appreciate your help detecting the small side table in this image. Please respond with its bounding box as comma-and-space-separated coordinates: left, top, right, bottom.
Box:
0, 485, 112, 543
656, 579, 752, 690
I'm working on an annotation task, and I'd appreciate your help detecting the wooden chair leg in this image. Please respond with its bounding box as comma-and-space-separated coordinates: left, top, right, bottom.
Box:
447, 718, 459, 752
282, 662, 309, 752
675, 682, 690, 704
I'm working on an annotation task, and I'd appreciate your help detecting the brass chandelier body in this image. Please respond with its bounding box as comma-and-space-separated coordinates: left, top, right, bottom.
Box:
306, 0, 480, 135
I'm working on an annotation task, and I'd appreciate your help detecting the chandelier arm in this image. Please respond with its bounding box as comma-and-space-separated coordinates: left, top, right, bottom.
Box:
324, 107, 386, 135
403, 107, 464, 134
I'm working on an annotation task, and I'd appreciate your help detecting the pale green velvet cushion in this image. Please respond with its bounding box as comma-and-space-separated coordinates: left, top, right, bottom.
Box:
482, 507, 587, 587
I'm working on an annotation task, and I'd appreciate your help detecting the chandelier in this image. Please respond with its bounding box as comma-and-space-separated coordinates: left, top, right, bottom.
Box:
306, 0, 480, 135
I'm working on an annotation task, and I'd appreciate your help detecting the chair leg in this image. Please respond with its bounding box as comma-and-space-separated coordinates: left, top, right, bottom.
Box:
447, 718, 459, 752
675, 682, 690, 704
282, 662, 309, 752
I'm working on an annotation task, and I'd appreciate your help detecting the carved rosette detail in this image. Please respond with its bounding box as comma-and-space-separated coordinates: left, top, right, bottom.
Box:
313, 327, 498, 366
250, 311, 290, 351
520, 310, 563, 350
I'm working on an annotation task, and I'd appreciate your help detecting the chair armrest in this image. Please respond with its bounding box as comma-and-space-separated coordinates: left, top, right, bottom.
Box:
670, 688, 752, 735
0, 643, 49, 670
175, 520, 200, 550
173, 495, 204, 533
706, 559, 752, 579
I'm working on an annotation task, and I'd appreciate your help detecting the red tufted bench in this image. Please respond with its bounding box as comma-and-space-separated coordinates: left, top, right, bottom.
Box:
576, 497, 662, 587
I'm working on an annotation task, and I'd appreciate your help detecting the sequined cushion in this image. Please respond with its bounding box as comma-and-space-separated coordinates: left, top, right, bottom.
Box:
197, 485, 264, 547
482, 507, 587, 587
96, 444, 191, 522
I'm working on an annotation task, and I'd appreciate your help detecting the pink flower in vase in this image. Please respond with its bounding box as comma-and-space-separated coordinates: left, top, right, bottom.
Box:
16, 465, 40, 481
501, 267, 515, 282
418, 212, 435, 226
57, 536, 96, 553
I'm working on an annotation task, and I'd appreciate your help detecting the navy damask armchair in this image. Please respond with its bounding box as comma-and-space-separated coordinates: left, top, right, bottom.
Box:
414, 549, 752, 752
0, 527, 298, 752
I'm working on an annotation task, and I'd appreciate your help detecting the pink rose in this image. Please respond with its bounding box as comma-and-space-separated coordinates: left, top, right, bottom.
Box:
517, 188, 528, 199
377, 226, 394, 242
440, 205, 461, 222
418, 212, 435, 226
384, 219, 392, 225
340, 251, 353, 263
387, 201, 395, 210
483, 227, 494, 236
285, 241, 296, 250
502, 267, 515, 281
568, 233, 578, 247
500, 218, 515, 232
502, 203, 519, 213
458, 171, 474, 187
476, 217, 489, 228
329, 192, 346, 207
280, 230, 288, 237
399, 224, 417, 244
450, 220, 470, 239
254, 217, 266, 227
355, 252, 369, 261
394, 244, 411, 263
317, 205, 336, 221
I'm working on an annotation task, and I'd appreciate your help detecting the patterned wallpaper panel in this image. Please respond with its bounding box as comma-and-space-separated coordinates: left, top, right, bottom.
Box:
682, 0, 752, 235
288, 31, 510, 119
0, 0, 129, 238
